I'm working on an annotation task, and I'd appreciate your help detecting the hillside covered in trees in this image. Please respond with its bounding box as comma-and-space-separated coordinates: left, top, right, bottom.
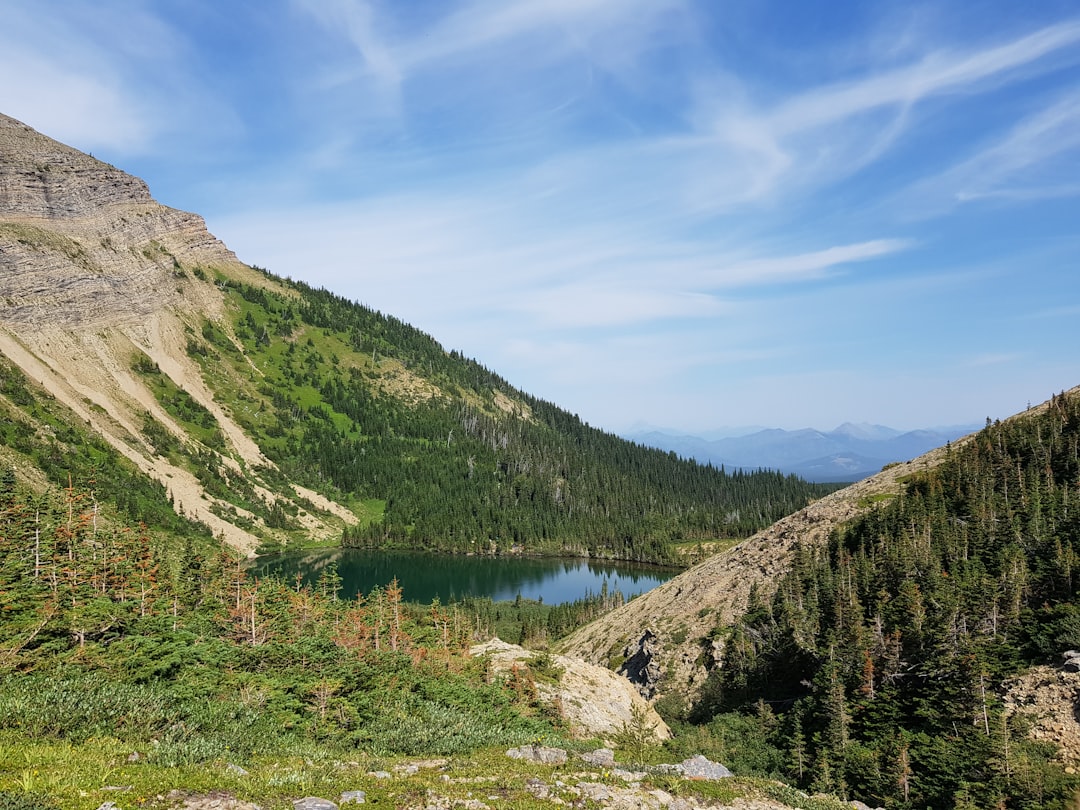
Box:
685, 390, 1080, 809
208, 274, 835, 563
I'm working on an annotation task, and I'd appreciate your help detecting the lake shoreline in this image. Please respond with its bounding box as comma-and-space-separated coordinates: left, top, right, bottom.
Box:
248, 546, 683, 606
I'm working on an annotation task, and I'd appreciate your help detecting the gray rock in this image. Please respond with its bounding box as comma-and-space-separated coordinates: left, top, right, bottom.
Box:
339, 791, 366, 805
577, 782, 612, 802
506, 744, 568, 765
293, 799, 337, 810
368, 770, 392, 779
1063, 651, 1080, 672
525, 777, 551, 799
677, 754, 732, 780
164, 790, 263, 810
617, 629, 664, 699
579, 748, 617, 769
226, 762, 250, 776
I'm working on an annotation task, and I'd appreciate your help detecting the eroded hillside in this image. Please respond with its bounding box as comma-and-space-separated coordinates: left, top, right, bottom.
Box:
558, 442, 964, 697
0, 112, 359, 553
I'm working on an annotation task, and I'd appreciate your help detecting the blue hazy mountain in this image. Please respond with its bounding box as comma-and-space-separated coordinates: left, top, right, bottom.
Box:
623, 422, 981, 482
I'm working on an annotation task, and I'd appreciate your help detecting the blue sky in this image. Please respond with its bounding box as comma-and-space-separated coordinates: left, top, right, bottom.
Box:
2, 1, 1078, 433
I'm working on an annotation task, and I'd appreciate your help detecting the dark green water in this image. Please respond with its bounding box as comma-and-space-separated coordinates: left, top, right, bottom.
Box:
248, 548, 679, 605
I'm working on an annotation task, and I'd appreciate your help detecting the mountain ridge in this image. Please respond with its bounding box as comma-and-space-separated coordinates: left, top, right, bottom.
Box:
624, 421, 979, 482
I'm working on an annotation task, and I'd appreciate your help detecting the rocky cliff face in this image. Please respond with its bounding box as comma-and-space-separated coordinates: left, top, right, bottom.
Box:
0, 113, 351, 554
0, 112, 237, 329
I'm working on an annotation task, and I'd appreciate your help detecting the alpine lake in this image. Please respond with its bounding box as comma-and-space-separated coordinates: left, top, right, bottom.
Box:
248, 548, 680, 605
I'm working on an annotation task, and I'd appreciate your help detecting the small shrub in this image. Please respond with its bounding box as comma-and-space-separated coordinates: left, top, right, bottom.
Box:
0, 792, 59, 810
528, 653, 564, 684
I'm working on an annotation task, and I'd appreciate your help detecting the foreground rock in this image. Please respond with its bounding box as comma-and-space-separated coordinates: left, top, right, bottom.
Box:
471, 638, 670, 741
507, 744, 569, 765
150, 751, 850, 810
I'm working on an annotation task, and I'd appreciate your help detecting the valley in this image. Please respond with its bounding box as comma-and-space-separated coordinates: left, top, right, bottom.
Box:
2, 111, 1080, 810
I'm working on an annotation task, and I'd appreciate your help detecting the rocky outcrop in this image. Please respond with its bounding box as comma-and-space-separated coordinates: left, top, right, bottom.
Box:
149, 754, 837, 810
618, 629, 664, 699
470, 638, 670, 742
1004, 662, 1080, 767
0, 112, 355, 555
0, 112, 238, 330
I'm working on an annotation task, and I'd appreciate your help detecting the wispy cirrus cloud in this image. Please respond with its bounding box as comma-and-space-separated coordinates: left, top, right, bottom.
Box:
695, 19, 1080, 205
0, 1, 241, 156
771, 20, 1080, 134
297, 0, 686, 81
901, 92, 1080, 213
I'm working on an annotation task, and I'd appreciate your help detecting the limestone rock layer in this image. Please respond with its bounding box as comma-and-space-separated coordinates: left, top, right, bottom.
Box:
0, 112, 239, 329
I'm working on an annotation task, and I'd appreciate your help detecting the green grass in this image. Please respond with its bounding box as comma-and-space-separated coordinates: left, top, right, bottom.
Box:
670, 536, 741, 562
0, 736, 833, 810
855, 492, 896, 508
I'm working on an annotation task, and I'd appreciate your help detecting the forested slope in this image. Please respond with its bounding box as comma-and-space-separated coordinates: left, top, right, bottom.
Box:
688, 389, 1080, 808
208, 274, 835, 562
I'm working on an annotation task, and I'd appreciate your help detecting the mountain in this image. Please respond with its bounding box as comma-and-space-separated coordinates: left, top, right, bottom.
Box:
624, 421, 980, 482
4, 110, 1079, 809
569, 402, 1068, 695
565, 388, 1080, 807
560, 441, 957, 696
0, 112, 834, 564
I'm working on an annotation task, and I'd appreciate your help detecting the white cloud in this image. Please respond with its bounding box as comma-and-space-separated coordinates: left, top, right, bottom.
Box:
297, 0, 686, 85
704, 240, 912, 288
892, 91, 1080, 216
0, 2, 243, 160
771, 21, 1080, 134
967, 353, 1025, 367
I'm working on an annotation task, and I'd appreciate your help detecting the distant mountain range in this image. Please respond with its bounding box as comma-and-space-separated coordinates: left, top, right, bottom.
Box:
622, 422, 982, 482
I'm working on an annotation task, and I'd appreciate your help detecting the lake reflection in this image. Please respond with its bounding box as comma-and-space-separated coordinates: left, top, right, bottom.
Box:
248, 548, 679, 605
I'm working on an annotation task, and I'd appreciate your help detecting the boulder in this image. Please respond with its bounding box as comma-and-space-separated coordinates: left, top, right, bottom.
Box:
506, 744, 569, 765
472, 638, 670, 741
579, 748, 617, 769
618, 629, 664, 699
293, 799, 337, 810
676, 755, 732, 780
